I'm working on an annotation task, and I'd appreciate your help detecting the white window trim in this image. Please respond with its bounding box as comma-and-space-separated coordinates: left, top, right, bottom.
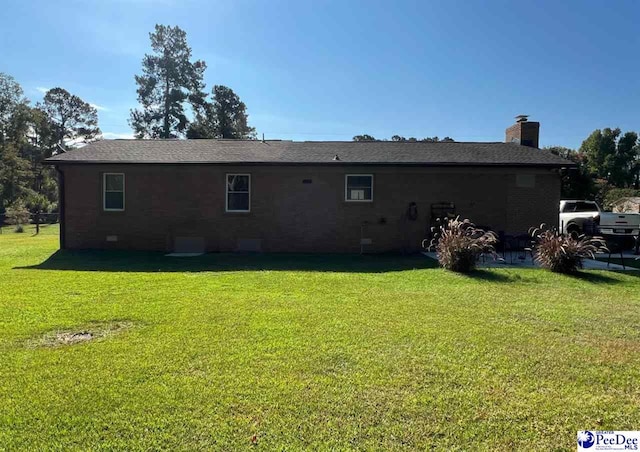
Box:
226, 173, 251, 212
345, 174, 374, 202
103, 173, 125, 212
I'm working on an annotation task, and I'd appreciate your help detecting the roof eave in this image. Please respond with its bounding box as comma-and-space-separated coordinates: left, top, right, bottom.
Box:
44, 160, 575, 168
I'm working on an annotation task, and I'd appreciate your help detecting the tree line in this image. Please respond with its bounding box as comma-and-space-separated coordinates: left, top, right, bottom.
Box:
545, 128, 640, 208
0, 73, 99, 222
353, 134, 455, 142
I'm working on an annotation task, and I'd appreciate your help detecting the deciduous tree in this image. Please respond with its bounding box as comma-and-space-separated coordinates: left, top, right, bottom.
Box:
545, 146, 595, 199
611, 131, 639, 187
0, 143, 31, 207
40, 88, 100, 149
579, 128, 639, 187
355, 134, 454, 142
0, 72, 25, 144
352, 134, 377, 141
0, 74, 75, 218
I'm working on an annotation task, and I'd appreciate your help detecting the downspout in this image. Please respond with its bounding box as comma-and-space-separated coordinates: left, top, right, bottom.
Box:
55, 166, 66, 249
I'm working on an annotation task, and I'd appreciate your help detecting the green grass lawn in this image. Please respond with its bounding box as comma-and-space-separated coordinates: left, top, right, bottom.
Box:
2, 225, 640, 450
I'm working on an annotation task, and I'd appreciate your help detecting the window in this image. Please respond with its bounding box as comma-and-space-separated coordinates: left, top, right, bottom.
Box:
345, 174, 373, 202
103, 173, 124, 211
562, 201, 598, 213
226, 174, 250, 212
575, 201, 598, 212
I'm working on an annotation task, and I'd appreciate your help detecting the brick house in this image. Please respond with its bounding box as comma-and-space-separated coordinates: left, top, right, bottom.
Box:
46, 117, 572, 253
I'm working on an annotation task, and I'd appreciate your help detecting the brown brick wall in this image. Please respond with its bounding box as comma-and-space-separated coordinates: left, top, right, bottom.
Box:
59, 164, 560, 253
505, 122, 540, 148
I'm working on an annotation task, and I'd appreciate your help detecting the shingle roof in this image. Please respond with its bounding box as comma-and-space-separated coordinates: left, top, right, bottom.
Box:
45, 139, 574, 167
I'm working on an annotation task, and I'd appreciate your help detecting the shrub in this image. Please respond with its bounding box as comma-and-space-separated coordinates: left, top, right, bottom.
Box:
529, 224, 607, 273
426, 217, 498, 273
5, 200, 30, 233
14, 224, 24, 233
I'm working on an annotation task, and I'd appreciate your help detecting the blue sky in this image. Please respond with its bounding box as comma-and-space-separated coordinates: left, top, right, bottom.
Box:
1, 0, 638, 148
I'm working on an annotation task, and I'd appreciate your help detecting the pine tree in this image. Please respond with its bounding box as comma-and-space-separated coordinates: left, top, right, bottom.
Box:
187, 85, 255, 139
130, 25, 206, 138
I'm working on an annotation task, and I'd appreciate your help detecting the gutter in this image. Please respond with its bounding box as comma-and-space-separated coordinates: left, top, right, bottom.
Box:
55, 166, 66, 250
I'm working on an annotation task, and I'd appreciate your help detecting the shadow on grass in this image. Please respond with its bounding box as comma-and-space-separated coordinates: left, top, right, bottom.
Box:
15, 249, 440, 273
460, 269, 517, 283
566, 270, 632, 284
447, 267, 634, 284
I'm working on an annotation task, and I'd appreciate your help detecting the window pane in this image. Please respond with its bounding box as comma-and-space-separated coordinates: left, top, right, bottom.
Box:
105, 192, 124, 210
228, 175, 249, 192
576, 202, 597, 212
228, 193, 249, 211
347, 188, 372, 200
105, 174, 124, 191
350, 189, 365, 200
347, 176, 371, 188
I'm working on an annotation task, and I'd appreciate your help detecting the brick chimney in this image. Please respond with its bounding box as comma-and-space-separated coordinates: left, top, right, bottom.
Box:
505, 115, 539, 148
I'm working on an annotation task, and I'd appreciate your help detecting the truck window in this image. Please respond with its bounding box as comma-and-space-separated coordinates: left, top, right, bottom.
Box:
562, 202, 577, 212
575, 202, 598, 212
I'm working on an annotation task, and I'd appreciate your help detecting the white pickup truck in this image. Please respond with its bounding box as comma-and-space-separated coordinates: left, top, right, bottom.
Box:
559, 200, 640, 237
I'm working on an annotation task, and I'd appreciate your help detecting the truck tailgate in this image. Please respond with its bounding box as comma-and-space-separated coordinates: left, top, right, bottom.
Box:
598, 213, 640, 235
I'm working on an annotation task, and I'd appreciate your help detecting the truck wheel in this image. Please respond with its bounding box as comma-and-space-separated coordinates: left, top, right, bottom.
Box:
566, 224, 580, 238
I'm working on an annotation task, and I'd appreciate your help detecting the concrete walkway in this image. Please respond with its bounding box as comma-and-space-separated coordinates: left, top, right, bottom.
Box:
422, 251, 638, 271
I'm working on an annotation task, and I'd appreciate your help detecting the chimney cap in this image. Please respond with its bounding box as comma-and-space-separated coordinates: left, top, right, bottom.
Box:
515, 115, 529, 123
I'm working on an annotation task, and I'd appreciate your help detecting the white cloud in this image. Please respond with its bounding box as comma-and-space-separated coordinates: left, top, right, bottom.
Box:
35, 86, 49, 94
90, 103, 109, 112
102, 132, 134, 140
